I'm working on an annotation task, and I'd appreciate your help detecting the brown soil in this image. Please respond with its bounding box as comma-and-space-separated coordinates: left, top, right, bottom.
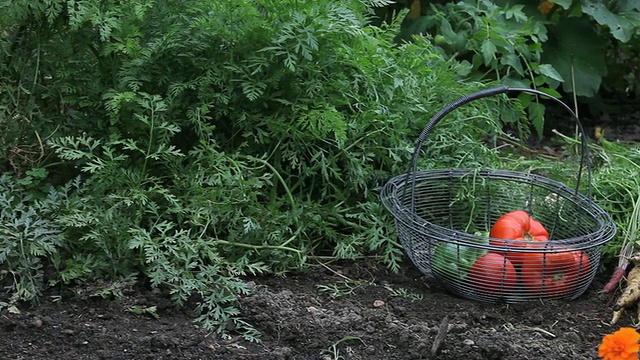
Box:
0, 259, 627, 360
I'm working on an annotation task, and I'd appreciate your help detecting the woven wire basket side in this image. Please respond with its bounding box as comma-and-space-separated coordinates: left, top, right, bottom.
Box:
380, 168, 616, 302
381, 86, 617, 303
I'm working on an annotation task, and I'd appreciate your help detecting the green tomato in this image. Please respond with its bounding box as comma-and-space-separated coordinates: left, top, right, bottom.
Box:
434, 34, 446, 46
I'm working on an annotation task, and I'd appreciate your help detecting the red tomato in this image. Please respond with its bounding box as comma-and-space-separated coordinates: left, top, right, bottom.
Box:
468, 252, 518, 295
489, 210, 549, 266
519, 245, 591, 296
570, 249, 591, 273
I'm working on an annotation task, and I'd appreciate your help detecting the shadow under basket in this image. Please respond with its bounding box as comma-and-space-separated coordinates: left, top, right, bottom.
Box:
380, 86, 616, 303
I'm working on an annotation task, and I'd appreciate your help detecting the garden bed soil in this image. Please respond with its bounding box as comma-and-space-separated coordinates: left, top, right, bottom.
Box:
0, 258, 628, 360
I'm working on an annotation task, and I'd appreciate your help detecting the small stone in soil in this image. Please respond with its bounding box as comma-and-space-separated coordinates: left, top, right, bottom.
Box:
306, 306, 321, 314
373, 300, 385, 308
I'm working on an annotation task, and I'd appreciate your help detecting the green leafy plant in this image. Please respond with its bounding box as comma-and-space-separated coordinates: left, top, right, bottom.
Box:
535, 0, 640, 98
321, 335, 365, 360
0, 0, 523, 341
0, 175, 66, 308
316, 279, 375, 298
403, 0, 562, 136
397, 0, 639, 97
586, 139, 640, 262
128, 305, 160, 319
384, 285, 424, 301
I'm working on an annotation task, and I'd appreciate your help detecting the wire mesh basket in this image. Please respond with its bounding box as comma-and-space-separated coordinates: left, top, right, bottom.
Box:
380, 86, 616, 303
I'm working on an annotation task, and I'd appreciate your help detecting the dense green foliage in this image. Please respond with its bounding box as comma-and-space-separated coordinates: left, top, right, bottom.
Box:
388, 0, 640, 133
398, 0, 640, 95
574, 136, 640, 263
0, 0, 517, 338
1, 0, 638, 340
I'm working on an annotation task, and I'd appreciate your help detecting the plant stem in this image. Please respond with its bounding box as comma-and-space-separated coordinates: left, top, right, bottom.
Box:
241, 155, 297, 210
212, 239, 301, 254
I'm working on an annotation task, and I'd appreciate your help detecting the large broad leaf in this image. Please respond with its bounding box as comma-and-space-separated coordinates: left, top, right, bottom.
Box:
537, 63, 564, 82
618, 0, 640, 12
396, 15, 432, 43
552, 0, 573, 10
541, 17, 607, 97
582, 1, 640, 43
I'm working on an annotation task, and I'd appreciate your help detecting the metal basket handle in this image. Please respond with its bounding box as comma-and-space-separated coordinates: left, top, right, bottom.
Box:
407, 85, 591, 208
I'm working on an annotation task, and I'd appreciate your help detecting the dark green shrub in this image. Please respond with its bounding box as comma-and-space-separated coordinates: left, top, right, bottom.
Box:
0, 0, 514, 338
387, 0, 639, 133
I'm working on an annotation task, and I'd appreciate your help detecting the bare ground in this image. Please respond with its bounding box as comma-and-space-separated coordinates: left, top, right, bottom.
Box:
0, 258, 627, 360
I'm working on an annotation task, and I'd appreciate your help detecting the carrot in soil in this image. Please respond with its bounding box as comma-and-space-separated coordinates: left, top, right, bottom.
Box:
603, 193, 640, 293
603, 241, 633, 294
611, 265, 640, 324
604, 266, 628, 294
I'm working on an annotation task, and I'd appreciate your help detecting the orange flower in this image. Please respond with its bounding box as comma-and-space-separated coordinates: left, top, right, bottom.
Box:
598, 327, 640, 360
538, 1, 555, 15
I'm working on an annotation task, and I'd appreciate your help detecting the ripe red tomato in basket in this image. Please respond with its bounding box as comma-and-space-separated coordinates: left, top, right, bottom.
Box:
571, 249, 591, 273
468, 252, 517, 295
489, 210, 549, 266
519, 246, 591, 296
